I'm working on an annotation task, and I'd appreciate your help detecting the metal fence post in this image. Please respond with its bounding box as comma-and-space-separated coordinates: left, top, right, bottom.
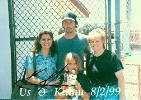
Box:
8, 0, 16, 90
108, 0, 112, 51
115, 0, 120, 57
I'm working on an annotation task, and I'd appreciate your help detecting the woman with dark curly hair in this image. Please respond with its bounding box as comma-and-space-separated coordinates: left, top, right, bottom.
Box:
24, 28, 60, 99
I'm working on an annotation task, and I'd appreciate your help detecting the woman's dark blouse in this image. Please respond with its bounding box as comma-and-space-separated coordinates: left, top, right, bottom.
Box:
86, 49, 124, 84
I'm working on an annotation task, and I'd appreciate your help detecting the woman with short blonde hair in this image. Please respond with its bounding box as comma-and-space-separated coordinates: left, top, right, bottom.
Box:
86, 28, 125, 100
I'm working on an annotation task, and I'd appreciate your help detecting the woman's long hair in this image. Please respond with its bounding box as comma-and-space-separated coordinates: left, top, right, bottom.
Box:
31, 28, 56, 57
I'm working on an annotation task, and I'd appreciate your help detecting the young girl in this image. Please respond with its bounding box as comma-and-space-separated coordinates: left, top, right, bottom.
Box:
55, 52, 92, 99
24, 28, 60, 99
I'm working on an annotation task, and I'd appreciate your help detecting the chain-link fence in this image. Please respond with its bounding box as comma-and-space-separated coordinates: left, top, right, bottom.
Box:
12, 0, 106, 81
9, 0, 141, 99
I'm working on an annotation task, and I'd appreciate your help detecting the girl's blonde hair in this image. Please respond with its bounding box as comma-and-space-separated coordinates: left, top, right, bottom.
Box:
65, 52, 82, 72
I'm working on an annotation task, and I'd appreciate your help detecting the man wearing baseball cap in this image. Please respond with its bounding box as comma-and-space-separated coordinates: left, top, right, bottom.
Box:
61, 11, 78, 27
55, 11, 90, 74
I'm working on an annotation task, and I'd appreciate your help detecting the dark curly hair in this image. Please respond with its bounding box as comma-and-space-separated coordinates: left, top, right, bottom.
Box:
31, 28, 56, 57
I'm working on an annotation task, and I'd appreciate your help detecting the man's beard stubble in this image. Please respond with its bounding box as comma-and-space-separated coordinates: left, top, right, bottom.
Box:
65, 27, 74, 34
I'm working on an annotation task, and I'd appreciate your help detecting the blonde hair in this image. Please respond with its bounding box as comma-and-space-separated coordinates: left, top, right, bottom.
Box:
65, 52, 82, 72
87, 28, 106, 48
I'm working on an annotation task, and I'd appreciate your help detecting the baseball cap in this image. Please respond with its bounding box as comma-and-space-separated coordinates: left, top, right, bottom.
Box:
62, 11, 77, 22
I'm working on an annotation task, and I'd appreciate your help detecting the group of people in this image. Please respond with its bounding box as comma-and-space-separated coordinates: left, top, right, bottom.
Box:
24, 11, 125, 100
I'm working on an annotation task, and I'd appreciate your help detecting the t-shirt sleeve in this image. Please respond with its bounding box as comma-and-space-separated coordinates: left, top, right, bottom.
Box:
77, 73, 92, 93
24, 53, 34, 69
86, 53, 91, 77
112, 54, 124, 72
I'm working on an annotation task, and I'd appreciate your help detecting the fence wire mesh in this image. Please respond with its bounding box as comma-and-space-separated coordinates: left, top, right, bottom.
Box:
13, 0, 106, 80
